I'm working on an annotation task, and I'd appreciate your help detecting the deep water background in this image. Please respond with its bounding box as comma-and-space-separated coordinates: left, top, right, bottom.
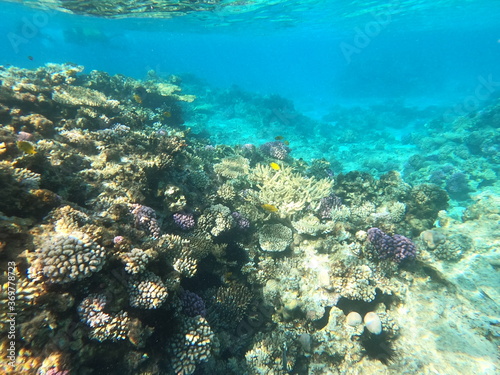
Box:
2, 0, 500, 116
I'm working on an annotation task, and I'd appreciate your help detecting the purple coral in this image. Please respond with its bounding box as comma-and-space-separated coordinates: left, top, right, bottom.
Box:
231, 211, 250, 230
173, 212, 196, 230
130, 204, 161, 238
260, 141, 291, 160
445, 172, 469, 197
318, 194, 343, 219
180, 290, 206, 317
367, 227, 416, 264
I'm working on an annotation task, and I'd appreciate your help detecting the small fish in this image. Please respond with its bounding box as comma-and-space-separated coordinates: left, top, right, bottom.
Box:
269, 162, 281, 170
16, 141, 36, 154
261, 204, 278, 212
283, 140, 290, 146
133, 93, 143, 104
163, 111, 171, 118
27, 55, 34, 61
275, 135, 284, 140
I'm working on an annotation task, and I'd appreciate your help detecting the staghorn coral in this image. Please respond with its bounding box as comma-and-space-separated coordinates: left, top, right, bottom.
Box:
169, 316, 214, 375
213, 155, 250, 179
129, 271, 169, 309
251, 164, 333, 217
258, 223, 293, 253
30, 230, 106, 283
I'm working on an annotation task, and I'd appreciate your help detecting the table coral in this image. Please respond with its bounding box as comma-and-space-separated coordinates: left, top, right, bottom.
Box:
258, 223, 293, 252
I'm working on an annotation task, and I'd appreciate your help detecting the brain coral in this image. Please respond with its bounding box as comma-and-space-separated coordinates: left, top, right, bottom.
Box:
32, 231, 106, 283
258, 223, 293, 252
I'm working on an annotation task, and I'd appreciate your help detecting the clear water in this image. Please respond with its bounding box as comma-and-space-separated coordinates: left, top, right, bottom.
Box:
1, 1, 499, 374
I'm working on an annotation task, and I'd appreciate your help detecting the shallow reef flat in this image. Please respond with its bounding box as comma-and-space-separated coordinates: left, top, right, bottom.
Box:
0, 63, 499, 375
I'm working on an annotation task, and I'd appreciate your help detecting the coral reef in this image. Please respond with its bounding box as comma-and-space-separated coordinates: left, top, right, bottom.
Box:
30, 229, 106, 283
1, 63, 498, 375
129, 271, 169, 309
168, 316, 214, 375
367, 227, 417, 264
258, 223, 293, 252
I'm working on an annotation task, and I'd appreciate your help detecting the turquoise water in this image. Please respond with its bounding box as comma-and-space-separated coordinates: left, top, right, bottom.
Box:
1, 1, 499, 374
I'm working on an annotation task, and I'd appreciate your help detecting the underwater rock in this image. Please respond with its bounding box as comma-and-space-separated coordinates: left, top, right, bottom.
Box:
420, 229, 446, 250
346, 311, 363, 327
364, 312, 382, 335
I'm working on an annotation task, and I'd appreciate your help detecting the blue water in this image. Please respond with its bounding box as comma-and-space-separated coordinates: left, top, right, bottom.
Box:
2, 2, 500, 375
2, 0, 500, 114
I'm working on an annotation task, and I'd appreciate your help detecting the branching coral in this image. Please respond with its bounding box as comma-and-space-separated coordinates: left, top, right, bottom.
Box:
213, 155, 250, 179
251, 164, 333, 217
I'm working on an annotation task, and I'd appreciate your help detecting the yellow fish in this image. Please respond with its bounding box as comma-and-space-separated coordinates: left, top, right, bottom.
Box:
269, 162, 280, 171
275, 135, 284, 140
133, 93, 143, 104
261, 204, 279, 212
163, 111, 172, 118
16, 141, 36, 154
283, 140, 290, 146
